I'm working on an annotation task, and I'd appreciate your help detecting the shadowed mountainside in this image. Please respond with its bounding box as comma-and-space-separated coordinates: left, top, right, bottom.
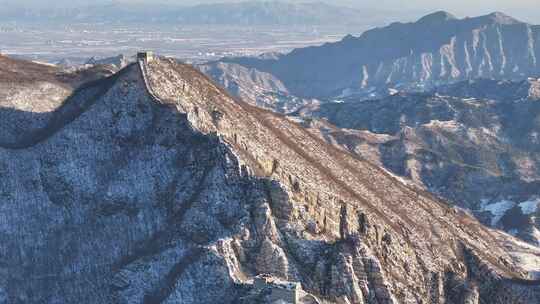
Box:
0, 56, 539, 303
0, 55, 114, 146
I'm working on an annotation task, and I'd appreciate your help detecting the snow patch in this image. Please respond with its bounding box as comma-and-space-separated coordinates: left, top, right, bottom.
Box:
480, 199, 516, 226
31, 60, 57, 67
286, 116, 305, 124
388, 88, 399, 95
380, 167, 416, 187
422, 119, 460, 131
498, 231, 540, 278
480, 197, 539, 226
519, 198, 539, 215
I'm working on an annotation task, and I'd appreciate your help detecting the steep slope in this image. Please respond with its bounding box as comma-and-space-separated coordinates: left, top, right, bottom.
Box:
211, 11, 540, 98
0, 55, 113, 147
198, 61, 314, 113
295, 78, 540, 246
1, 56, 539, 303
1, 62, 250, 303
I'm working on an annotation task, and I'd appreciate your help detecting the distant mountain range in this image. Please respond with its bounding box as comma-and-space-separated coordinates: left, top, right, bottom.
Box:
294, 78, 540, 246
198, 11, 540, 247
212, 11, 540, 98
0, 1, 373, 26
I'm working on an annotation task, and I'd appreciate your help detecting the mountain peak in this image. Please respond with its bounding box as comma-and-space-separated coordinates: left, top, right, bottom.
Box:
416, 11, 457, 24
482, 11, 522, 24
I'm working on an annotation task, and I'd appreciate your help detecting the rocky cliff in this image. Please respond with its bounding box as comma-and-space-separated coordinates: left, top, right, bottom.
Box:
1, 55, 539, 303
198, 61, 315, 114
295, 78, 540, 247
208, 11, 540, 98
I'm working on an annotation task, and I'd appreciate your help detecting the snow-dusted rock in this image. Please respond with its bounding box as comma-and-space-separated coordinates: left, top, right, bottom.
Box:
0, 55, 539, 304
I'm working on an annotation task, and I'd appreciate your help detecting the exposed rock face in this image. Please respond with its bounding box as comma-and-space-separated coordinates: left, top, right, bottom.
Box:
296, 78, 540, 246
1, 56, 539, 303
85, 54, 132, 71
435, 77, 540, 100
198, 62, 313, 114
210, 11, 540, 98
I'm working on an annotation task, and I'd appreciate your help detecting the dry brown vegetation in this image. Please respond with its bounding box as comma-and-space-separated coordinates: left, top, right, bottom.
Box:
0, 55, 112, 88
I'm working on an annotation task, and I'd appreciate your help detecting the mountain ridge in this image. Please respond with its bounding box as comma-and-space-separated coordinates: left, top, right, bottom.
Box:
0, 55, 539, 303
213, 10, 540, 98
294, 77, 540, 246
0, 1, 372, 26
141, 57, 540, 290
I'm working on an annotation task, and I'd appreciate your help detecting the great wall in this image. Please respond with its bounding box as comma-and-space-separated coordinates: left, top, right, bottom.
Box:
135, 54, 540, 302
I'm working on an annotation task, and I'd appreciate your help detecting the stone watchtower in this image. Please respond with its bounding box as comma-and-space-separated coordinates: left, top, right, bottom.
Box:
137, 51, 154, 63
254, 274, 302, 304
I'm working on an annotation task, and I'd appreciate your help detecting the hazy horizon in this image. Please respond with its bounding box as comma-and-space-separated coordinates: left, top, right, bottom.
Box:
0, 0, 538, 23
2, 0, 540, 63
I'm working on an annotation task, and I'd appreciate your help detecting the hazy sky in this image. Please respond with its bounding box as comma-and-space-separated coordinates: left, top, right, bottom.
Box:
1, 0, 538, 23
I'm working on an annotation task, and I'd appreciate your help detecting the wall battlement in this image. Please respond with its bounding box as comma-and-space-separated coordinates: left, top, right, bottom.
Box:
137, 51, 154, 63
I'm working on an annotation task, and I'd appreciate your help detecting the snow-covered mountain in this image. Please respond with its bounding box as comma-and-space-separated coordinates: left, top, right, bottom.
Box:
294, 77, 540, 246
209, 11, 540, 98
1, 54, 540, 303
